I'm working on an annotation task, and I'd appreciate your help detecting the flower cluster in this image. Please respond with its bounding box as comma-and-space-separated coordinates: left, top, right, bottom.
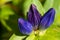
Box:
18, 4, 55, 35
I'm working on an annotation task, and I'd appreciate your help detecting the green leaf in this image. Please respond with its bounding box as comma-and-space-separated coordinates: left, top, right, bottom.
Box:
26, 32, 35, 40
22, 0, 32, 18
39, 25, 60, 40
9, 34, 26, 40
0, 0, 11, 6
44, 0, 54, 12
23, 0, 45, 18
0, 5, 14, 31
1, 5, 22, 36
52, 0, 60, 25
5, 14, 20, 35
12, 0, 21, 6
1, 5, 14, 20
1, 20, 12, 31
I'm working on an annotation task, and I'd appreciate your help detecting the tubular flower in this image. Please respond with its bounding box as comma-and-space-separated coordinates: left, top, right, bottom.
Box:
18, 4, 55, 35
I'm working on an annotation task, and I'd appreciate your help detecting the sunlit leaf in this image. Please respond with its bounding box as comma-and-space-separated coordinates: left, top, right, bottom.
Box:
44, 0, 54, 12
26, 32, 35, 40
0, 0, 11, 6
52, 0, 60, 25
0, 5, 14, 31
9, 34, 26, 40
1, 5, 14, 20
23, 0, 45, 18
39, 25, 60, 40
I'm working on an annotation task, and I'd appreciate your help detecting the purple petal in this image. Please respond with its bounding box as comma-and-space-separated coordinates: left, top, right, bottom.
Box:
27, 4, 41, 27
40, 8, 55, 29
18, 18, 33, 35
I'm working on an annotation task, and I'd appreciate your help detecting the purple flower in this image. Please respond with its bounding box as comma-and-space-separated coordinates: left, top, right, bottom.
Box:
18, 4, 55, 35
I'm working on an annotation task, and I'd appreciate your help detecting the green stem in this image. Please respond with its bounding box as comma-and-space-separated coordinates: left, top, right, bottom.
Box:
1, 19, 12, 31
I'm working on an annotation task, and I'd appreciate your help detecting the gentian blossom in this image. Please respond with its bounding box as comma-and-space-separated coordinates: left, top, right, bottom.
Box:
18, 4, 55, 35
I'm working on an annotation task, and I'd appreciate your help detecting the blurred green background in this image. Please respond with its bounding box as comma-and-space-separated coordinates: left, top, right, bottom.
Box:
0, 0, 60, 40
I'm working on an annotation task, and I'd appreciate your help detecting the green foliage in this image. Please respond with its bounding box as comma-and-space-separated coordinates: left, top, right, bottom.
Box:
53, 0, 60, 25
39, 25, 60, 40
1, 5, 14, 20
23, 0, 45, 17
9, 34, 26, 40
0, 0, 60, 40
44, 0, 54, 12
0, 5, 14, 31
26, 32, 35, 40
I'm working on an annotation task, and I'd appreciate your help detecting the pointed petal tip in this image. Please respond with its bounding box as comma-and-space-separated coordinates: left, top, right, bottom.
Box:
40, 8, 55, 29
50, 8, 55, 10
28, 4, 41, 27
49, 8, 55, 13
31, 4, 36, 8
18, 18, 33, 35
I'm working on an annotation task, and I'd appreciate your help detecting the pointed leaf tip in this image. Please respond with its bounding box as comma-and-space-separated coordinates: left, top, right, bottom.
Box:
18, 18, 33, 35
